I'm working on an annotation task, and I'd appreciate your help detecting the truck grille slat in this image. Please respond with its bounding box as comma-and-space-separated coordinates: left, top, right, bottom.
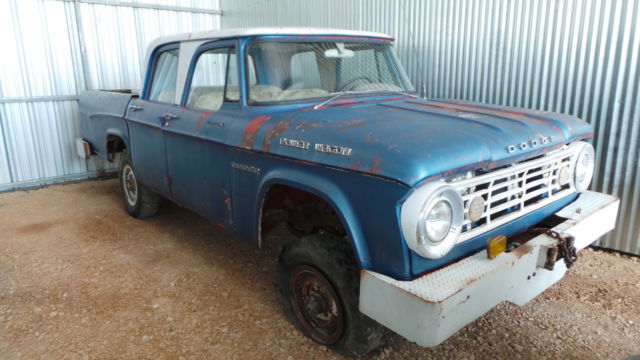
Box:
453, 146, 578, 242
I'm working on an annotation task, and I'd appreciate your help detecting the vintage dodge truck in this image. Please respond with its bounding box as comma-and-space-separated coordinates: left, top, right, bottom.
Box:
78, 27, 619, 356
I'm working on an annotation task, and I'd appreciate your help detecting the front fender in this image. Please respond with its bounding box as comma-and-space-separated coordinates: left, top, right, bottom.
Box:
256, 168, 372, 269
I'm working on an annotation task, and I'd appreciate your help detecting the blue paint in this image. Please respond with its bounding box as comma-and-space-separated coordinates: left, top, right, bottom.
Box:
80, 32, 595, 281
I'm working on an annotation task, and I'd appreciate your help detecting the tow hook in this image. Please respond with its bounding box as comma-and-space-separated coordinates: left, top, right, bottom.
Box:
536, 229, 578, 270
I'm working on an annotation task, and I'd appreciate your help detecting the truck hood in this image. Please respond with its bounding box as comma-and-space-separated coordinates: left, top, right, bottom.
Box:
250, 98, 593, 186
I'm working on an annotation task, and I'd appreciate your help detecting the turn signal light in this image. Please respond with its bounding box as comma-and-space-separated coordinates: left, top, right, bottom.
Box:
487, 235, 507, 259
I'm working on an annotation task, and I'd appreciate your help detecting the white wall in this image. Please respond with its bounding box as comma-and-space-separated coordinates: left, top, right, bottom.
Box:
0, 0, 221, 191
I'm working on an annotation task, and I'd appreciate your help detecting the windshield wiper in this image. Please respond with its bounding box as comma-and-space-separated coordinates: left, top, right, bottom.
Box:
313, 92, 348, 110
312, 89, 417, 110
359, 89, 419, 99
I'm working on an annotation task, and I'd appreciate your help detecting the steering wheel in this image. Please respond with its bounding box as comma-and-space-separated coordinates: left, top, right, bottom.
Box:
339, 76, 373, 91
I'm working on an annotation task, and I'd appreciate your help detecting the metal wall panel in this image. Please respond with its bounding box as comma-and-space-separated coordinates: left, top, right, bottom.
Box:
0, 0, 220, 192
220, 0, 640, 254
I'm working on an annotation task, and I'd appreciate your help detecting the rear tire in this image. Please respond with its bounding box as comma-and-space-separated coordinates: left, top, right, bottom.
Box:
118, 152, 159, 219
277, 234, 384, 357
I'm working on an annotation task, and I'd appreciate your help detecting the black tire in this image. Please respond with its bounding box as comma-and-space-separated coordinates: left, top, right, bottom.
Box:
118, 152, 159, 219
277, 234, 384, 357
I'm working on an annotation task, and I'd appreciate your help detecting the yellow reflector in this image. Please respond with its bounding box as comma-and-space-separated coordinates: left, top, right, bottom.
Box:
487, 235, 507, 259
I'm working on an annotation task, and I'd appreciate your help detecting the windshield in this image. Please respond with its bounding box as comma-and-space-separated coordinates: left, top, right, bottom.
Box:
246, 40, 415, 103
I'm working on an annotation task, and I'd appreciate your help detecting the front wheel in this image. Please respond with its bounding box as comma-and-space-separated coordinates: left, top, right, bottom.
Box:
277, 234, 384, 357
118, 152, 159, 219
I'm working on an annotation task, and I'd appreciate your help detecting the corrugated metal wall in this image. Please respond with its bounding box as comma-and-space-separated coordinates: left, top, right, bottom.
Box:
220, 0, 640, 255
0, 0, 221, 191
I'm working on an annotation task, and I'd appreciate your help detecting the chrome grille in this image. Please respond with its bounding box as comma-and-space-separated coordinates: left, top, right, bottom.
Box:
452, 146, 578, 242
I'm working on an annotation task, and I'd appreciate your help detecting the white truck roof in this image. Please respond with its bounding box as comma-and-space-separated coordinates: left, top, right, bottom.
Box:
145, 27, 393, 62
148, 27, 393, 49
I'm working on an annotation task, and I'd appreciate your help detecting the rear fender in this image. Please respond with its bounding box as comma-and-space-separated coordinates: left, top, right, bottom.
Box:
105, 128, 131, 161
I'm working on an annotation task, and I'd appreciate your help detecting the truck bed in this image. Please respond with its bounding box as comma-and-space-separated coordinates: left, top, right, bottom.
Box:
79, 90, 135, 160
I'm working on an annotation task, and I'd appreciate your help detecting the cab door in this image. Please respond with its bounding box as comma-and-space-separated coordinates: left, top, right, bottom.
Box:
126, 45, 180, 196
162, 41, 241, 225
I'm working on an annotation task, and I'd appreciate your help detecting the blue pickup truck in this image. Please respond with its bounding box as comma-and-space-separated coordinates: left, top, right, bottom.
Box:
78, 27, 619, 356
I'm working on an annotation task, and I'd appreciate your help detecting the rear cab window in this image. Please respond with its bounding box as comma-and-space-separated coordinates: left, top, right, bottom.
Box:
148, 48, 180, 103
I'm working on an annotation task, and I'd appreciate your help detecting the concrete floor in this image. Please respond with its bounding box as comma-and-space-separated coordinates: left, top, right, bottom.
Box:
0, 179, 638, 359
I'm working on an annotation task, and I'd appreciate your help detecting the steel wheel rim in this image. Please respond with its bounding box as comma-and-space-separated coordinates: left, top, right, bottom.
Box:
122, 164, 138, 206
289, 265, 344, 345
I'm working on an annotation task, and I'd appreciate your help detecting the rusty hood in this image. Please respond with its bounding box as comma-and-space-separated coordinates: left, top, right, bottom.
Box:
245, 98, 593, 186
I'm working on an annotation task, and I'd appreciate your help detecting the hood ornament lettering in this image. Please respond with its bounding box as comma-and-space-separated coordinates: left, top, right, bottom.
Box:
507, 136, 552, 154
280, 138, 310, 150
315, 143, 353, 156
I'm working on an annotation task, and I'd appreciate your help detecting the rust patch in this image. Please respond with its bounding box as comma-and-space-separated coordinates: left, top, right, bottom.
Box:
388, 144, 401, 153
195, 111, 213, 133
364, 133, 373, 143
351, 159, 361, 170
241, 115, 272, 148
262, 121, 292, 151
295, 122, 323, 131
464, 276, 481, 287
369, 157, 382, 174
409, 101, 470, 114
430, 100, 568, 133
511, 243, 534, 259
339, 118, 366, 131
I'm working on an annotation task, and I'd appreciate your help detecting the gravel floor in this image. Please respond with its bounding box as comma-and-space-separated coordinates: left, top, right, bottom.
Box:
0, 179, 638, 359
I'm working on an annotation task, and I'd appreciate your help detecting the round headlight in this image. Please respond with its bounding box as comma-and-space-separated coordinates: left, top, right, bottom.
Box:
574, 142, 595, 192
425, 200, 453, 242
401, 182, 464, 259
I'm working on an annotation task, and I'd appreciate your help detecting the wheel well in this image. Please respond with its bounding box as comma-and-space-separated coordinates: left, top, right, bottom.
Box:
260, 184, 347, 244
106, 135, 127, 162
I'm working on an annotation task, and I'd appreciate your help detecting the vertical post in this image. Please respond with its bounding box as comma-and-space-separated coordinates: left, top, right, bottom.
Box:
72, 0, 90, 92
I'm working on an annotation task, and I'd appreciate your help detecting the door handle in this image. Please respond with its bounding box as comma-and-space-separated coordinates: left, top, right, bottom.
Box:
160, 113, 179, 127
128, 104, 143, 111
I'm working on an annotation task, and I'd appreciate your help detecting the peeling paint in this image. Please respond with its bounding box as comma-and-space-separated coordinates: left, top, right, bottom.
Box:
295, 122, 323, 131
241, 115, 272, 148
195, 111, 214, 133
338, 118, 367, 131
364, 133, 373, 143
262, 120, 292, 151
370, 157, 381, 174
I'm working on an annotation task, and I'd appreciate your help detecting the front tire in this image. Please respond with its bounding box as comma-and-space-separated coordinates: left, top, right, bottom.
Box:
118, 152, 159, 219
277, 234, 384, 357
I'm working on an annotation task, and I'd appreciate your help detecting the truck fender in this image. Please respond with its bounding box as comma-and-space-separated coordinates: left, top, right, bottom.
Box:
105, 128, 131, 154
256, 168, 372, 270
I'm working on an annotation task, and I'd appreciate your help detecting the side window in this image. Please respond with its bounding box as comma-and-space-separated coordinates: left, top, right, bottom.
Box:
290, 51, 322, 89
148, 49, 179, 103
186, 47, 238, 111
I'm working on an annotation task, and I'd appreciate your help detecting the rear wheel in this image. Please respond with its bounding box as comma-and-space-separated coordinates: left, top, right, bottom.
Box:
277, 234, 384, 357
119, 152, 159, 219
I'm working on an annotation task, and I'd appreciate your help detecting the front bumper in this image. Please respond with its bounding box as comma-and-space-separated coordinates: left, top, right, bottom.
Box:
359, 191, 619, 347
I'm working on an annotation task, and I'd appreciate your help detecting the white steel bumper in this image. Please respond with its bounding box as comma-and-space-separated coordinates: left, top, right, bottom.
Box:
359, 191, 619, 347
